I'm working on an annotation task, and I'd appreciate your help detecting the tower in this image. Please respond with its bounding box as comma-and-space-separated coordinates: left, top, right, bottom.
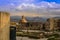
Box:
49, 18, 54, 31
0, 11, 10, 40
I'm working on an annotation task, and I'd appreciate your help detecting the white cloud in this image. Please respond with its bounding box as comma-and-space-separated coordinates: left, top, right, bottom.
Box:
15, 1, 60, 16
1, 0, 60, 17
38, 1, 60, 8
17, 1, 60, 10
17, 3, 40, 10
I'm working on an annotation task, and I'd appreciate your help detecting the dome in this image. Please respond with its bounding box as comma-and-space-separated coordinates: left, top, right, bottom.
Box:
20, 16, 27, 23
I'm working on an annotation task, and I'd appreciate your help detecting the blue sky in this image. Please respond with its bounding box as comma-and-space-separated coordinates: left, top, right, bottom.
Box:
0, 0, 60, 5
0, 0, 60, 17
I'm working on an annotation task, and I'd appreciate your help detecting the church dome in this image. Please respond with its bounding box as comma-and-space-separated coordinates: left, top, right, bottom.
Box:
20, 15, 27, 23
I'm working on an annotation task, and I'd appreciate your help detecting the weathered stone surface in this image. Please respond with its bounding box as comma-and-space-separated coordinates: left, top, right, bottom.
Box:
0, 12, 10, 40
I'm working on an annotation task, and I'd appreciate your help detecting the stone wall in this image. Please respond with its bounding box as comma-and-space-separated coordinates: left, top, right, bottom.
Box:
0, 12, 10, 40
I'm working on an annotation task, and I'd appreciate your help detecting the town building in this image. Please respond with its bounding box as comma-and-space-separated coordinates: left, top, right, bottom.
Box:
16, 15, 60, 31
45, 18, 60, 31
54, 18, 60, 31
16, 16, 43, 31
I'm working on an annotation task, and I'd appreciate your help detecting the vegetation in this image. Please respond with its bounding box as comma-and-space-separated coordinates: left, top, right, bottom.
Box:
16, 32, 41, 39
47, 33, 60, 40
16, 31, 60, 39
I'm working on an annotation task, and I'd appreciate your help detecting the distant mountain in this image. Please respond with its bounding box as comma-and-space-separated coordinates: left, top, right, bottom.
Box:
10, 16, 21, 22
53, 17, 60, 19
26, 17, 47, 22
10, 16, 48, 22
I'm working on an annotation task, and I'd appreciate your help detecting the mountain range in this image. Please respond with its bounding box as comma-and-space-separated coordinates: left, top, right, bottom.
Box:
10, 16, 48, 22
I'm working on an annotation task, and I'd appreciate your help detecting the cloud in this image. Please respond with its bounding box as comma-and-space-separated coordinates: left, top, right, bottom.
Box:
11, 12, 60, 18
17, 1, 60, 10
15, 1, 60, 16
0, 0, 60, 17
17, 3, 40, 10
